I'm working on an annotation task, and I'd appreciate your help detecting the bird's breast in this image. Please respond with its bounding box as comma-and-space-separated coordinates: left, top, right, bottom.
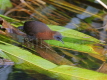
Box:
36, 32, 54, 40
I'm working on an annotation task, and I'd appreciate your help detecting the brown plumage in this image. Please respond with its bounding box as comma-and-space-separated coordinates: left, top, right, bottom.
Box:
23, 21, 63, 43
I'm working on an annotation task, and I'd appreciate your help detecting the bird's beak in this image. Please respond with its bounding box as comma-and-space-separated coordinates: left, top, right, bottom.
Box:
59, 40, 64, 44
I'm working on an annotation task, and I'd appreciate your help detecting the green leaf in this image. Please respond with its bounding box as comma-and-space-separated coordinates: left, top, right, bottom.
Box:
48, 25, 100, 43
0, 40, 57, 71
0, 0, 12, 10
48, 65, 107, 80
46, 25, 101, 54
45, 39, 99, 54
0, 41, 107, 80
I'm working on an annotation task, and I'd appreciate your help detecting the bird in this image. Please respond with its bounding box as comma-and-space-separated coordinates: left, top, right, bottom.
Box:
23, 21, 64, 43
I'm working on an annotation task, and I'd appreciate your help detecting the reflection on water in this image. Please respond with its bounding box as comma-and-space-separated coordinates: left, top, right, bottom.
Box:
0, 58, 14, 80
65, 1, 99, 29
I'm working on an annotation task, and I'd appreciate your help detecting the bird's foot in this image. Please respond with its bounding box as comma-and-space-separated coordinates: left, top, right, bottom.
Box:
24, 35, 36, 42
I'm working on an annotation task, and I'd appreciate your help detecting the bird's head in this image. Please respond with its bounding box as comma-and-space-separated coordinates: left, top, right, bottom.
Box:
53, 31, 64, 44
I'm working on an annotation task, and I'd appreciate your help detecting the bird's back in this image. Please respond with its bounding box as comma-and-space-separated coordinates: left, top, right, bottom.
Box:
23, 21, 51, 35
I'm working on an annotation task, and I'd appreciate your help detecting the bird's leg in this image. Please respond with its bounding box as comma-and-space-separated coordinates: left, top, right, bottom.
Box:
35, 39, 46, 48
24, 35, 36, 49
36, 39, 43, 48
34, 38, 39, 48
40, 39, 44, 48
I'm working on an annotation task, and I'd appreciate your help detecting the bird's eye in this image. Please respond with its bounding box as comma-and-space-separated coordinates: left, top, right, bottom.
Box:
53, 35, 62, 41
56, 37, 59, 38
56, 36, 62, 41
